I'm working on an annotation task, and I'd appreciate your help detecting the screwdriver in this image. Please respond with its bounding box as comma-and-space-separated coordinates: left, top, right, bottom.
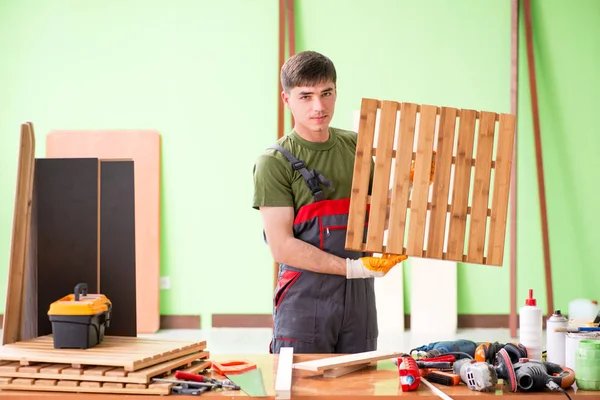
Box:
174, 371, 240, 390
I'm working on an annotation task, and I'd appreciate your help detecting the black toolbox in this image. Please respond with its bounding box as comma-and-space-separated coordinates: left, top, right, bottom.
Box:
47, 283, 112, 349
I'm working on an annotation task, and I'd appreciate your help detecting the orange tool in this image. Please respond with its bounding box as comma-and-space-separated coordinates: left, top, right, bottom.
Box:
211, 360, 257, 375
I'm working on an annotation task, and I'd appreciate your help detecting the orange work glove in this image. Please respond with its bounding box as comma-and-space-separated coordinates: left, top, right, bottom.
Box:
409, 151, 436, 186
346, 253, 408, 279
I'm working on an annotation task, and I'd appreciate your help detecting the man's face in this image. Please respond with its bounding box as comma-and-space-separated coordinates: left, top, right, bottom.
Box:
282, 80, 337, 135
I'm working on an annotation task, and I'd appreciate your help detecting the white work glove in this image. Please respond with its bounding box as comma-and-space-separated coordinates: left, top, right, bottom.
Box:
346, 254, 408, 279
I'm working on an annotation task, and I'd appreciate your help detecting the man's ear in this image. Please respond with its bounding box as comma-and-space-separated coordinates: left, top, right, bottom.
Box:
281, 90, 290, 108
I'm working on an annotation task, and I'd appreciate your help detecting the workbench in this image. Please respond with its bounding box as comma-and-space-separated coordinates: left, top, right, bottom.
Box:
0, 354, 594, 399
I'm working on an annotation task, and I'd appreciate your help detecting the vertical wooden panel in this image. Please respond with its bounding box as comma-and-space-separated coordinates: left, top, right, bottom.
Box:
100, 160, 137, 337
447, 109, 477, 261
387, 103, 418, 254
3, 124, 35, 345
406, 105, 437, 256
466, 112, 497, 263
35, 158, 100, 337
346, 98, 379, 251
427, 107, 457, 258
487, 114, 516, 265
365, 101, 398, 252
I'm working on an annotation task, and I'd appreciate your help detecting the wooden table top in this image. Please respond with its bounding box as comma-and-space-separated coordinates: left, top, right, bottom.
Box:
0, 353, 595, 399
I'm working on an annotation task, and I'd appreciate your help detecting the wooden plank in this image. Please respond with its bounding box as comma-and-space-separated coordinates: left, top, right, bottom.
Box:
0, 352, 209, 384
386, 103, 418, 254
2, 123, 35, 345
447, 109, 477, 261
365, 100, 398, 252
427, 107, 457, 258
346, 98, 378, 251
46, 130, 161, 334
292, 350, 404, 373
406, 105, 437, 256
275, 347, 293, 399
0, 380, 171, 395
466, 111, 496, 263
487, 113, 516, 265
99, 160, 137, 336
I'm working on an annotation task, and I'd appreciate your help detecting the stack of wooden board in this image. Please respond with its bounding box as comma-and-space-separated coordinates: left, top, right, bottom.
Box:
0, 335, 209, 395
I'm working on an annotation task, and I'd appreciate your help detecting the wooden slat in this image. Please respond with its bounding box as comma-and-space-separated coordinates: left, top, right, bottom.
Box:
427, 107, 457, 258
365, 100, 398, 252
292, 350, 404, 372
406, 105, 437, 255
3, 123, 35, 345
346, 98, 379, 250
447, 109, 477, 261
466, 111, 497, 263
387, 103, 418, 254
487, 113, 516, 265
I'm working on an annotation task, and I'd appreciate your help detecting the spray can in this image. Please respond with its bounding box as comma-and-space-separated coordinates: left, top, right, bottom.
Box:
546, 310, 568, 365
519, 289, 543, 360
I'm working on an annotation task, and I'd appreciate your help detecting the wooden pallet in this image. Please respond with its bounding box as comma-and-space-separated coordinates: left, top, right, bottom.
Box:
0, 358, 210, 395
0, 335, 206, 372
346, 99, 516, 266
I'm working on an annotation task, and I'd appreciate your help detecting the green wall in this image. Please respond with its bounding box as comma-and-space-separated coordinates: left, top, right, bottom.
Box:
1, 0, 598, 327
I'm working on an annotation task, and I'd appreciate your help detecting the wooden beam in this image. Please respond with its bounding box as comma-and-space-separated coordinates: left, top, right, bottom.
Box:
523, 0, 554, 317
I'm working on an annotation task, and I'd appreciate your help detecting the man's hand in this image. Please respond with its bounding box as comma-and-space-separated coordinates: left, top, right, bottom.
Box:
346, 253, 408, 279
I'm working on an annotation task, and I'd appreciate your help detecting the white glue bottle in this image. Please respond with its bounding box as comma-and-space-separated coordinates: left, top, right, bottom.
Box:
546, 310, 568, 365
519, 289, 543, 360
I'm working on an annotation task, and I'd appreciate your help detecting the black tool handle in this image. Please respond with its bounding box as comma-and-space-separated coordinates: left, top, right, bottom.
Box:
74, 283, 88, 301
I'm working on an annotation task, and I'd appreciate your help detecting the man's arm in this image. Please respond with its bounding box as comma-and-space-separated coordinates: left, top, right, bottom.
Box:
260, 206, 347, 276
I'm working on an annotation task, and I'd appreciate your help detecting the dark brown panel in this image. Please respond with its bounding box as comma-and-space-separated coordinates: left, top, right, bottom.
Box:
100, 160, 137, 337
35, 158, 100, 337
212, 314, 273, 328
160, 315, 201, 329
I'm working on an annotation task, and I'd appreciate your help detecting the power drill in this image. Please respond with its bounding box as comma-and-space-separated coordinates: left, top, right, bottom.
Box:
453, 358, 498, 392
412, 339, 477, 359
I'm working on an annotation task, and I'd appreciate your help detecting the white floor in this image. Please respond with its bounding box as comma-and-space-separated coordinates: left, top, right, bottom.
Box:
139, 328, 524, 355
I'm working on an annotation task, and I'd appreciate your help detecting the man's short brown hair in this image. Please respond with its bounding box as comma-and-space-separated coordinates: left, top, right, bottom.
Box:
280, 51, 337, 93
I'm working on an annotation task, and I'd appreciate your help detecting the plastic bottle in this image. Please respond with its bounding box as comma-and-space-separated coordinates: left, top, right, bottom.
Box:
576, 340, 600, 390
519, 289, 543, 360
568, 299, 599, 321
546, 310, 568, 365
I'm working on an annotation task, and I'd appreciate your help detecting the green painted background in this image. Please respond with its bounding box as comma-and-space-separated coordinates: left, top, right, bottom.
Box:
0, 0, 598, 327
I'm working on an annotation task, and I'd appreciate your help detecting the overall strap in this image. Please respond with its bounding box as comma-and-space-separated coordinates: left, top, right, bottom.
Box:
269, 144, 335, 202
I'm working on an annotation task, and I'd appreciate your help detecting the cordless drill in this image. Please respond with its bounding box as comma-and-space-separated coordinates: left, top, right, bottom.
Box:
412, 339, 478, 359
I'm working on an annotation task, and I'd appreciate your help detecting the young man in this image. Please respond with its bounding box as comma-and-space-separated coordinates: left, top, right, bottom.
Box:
253, 51, 407, 354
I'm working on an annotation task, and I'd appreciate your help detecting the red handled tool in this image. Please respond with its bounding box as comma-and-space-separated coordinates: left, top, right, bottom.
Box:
398, 356, 421, 392
174, 371, 239, 390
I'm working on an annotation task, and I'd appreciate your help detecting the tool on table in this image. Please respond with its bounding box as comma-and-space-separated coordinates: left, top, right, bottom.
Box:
47, 282, 112, 349
474, 341, 527, 364
212, 360, 267, 397
152, 378, 219, 395
416, 361, 453, 370
453, 358, 498, 392
425, 370, 461, 386
397, 355, 420, 392
171, 384, 210, 396
555, 326, 600, 333
174, 371, 240, 390
411, 339, 477, 359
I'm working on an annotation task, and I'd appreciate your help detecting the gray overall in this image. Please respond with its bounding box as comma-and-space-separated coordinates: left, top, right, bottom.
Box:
268, 145, 378, 354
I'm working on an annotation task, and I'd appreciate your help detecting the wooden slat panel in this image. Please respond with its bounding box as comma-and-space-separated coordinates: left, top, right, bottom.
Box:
487, 113, 516, 265
387, 103, 418, 254
3, 123, 35, 345
427, 107, 457, 258
406, 105, 437, 256
346, 98, 379, 251
365, 100, 398, 252
466, 111, 497, 263
447, 109, 477, 261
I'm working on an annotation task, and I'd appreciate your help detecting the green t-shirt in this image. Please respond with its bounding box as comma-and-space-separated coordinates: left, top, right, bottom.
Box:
253, 127, 373, 214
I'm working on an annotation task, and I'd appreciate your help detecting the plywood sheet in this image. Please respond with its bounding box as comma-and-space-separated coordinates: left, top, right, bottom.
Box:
46, 130, 161, 333
346, 99, 516, 266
